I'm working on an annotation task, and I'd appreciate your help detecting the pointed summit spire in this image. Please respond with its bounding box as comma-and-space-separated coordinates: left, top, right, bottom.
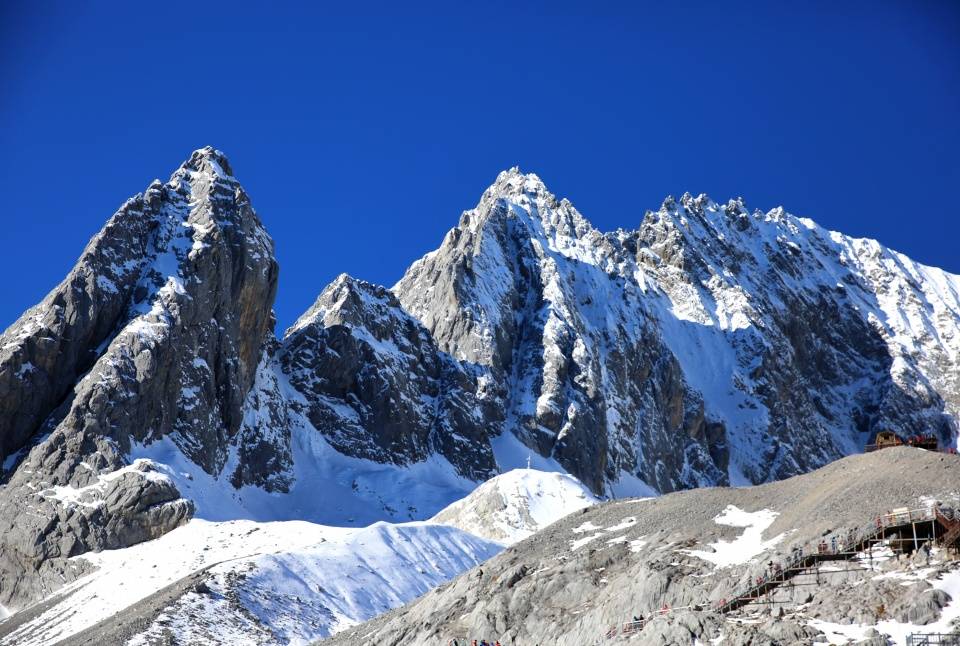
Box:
177, 146, 235, 180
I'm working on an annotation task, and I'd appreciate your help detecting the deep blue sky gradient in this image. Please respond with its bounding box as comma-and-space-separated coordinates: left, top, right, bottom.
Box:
2, 1, 958, 331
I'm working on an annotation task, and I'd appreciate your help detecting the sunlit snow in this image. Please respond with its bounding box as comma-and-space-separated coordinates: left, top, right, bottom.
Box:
1, 519, 500, 646
685, 505, 785, 568
432, 468, 598, 544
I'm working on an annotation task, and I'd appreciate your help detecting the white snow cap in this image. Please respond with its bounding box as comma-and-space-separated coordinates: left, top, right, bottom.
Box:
432, 468, 600, 544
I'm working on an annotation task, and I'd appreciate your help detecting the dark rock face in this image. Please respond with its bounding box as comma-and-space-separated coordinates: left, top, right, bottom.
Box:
633, 193, 958, 483
280, 275, 497, 481
0, 190, 158, 465
228, 337, 294, 492
0, 148, 279, 610
0, 460, 194, 614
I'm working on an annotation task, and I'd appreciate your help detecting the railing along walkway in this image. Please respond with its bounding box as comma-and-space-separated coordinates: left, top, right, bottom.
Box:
715, 507, 950, 614
604, 505, 960, 640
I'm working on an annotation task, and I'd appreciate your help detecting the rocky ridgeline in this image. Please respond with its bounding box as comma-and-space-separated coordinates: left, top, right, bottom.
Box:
396, 171, 959, 489
395, 171, 730, 493
1, 150, 958, 612
634, 194, 959, 482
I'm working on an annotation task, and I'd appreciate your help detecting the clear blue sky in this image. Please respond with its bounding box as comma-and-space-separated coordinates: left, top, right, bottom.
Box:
2, 1, 958, 332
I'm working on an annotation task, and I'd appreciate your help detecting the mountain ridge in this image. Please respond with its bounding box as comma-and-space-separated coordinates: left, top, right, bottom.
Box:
394, 164, 958, 491
0, 147, 957, 618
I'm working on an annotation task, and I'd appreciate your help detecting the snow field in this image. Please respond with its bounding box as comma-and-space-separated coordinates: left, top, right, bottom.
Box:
1, 518, 501, 646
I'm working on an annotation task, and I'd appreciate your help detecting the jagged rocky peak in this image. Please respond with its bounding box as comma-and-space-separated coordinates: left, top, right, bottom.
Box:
488, 167, 608, 251
480, 166, 554, 210
288, 273, 418, 336
281, 272, 498, 481
637, 189, 958, 460
0, 146, 279, 610
395, 167, 609, 367
395, 169, 731, 496
637, 191, 757, 273
394, 167, 959, 494
0, 146, 278, 467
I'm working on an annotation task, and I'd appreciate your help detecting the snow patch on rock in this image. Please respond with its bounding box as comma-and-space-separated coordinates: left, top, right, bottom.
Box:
808, 565, 960, 644
685, 505, 785, 568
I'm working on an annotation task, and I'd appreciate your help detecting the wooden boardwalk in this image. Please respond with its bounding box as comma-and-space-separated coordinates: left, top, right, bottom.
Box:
715, 505, 960, 615
603, 504, 960, 640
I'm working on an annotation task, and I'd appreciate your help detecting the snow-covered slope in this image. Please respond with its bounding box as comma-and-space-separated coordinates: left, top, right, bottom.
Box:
636, 194, 960, 483
0, 468, 599, 645
431, 468, 600, 544
130, 424, 479, 528
0, 517, 501, 646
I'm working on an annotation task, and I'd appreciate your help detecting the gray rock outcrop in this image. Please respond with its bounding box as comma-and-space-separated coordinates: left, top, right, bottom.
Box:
280, 275, 496, 481
0, 148, 279, 610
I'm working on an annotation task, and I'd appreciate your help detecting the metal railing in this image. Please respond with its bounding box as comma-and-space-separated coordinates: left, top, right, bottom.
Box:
604, 504, 959, 640
714, 506, 951, 615
906, 633, 960, 646
605, 606, 698, 639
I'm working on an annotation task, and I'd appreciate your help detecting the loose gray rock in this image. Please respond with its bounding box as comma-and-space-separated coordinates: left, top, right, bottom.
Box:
323, 449, 960, 646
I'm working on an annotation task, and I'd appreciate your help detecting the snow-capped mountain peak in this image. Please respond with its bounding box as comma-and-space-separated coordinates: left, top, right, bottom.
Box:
396, 167, 959, 494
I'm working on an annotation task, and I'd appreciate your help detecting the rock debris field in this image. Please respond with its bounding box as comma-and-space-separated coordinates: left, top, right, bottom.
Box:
324, 448, 960, 646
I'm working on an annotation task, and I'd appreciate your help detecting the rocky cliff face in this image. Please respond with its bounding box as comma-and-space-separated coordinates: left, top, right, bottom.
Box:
395, 172, 730, 494
395, 170, 960, 491
280, 275, 497, 481
0, 148, 279, 609
633, 194, 959, 482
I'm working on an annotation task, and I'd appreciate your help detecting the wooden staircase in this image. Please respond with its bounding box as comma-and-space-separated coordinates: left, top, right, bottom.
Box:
716, 506, 957, 616
936, 508, 960, 548
714, 542, 869, 614
605, 505, 960, 640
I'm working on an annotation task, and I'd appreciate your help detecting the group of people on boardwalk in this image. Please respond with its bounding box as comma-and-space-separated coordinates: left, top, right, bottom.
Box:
750, 527, 867, 589
716, 506, 952, 613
